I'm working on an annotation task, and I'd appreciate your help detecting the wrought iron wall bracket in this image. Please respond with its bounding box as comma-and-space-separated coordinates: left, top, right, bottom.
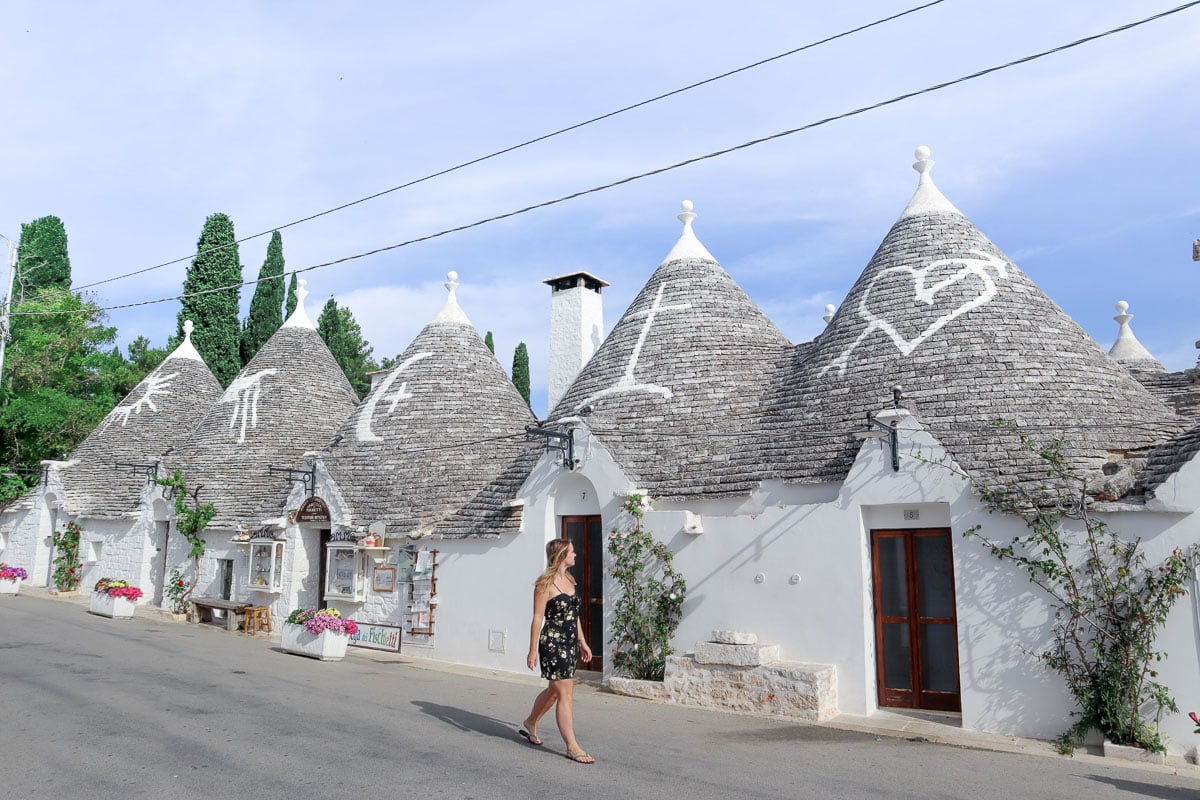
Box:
526, 425, 576, 470
268, 465, 317, 496
114, 461, 160, 484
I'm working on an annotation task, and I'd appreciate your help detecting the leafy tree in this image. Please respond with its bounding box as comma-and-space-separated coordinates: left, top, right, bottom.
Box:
0, 288, 121, 468
154, 470, 216, 619
15, 215, 71, 297
174, 213, 242, 386
285, 271, 299, 318
317, 298, 376, 399
240, 231, 286, 365
484, 331, 495, 354
512, 342, 531, 406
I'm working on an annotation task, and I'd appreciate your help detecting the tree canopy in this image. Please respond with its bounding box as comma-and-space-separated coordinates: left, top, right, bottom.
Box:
316, 298, 377, 399
240, 231, 286, 365
15, 215, 72, 297
285, 271, 299, 318
512, 342, 531, 407
174, 213, 242, 386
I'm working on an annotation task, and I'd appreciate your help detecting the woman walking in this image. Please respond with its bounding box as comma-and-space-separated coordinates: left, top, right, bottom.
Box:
521, 538, 595, 763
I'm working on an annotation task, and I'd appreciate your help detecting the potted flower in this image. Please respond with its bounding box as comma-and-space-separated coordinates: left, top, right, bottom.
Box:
88, 578, 144, 619
0, 563, 28, 596
280, 607, 359, 661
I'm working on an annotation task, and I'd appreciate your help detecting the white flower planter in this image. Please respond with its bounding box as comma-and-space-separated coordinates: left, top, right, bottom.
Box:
89, 592, 137, 619
1102, 739, 1166, 765
0, 578, 21, 596
280, 625, 349, 661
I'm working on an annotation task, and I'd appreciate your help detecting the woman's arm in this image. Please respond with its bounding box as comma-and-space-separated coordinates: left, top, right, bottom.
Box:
527, 585, 549, 671
577, 616, 592, 663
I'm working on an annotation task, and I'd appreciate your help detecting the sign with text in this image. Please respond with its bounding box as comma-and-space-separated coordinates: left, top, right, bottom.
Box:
295, 496, 331, 523
348, 622, 402, 652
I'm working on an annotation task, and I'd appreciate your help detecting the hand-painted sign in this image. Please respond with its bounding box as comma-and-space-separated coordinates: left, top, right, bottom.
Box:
348, 622, 402, 652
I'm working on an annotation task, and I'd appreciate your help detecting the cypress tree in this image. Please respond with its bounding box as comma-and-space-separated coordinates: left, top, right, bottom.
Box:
240, 231, 286, 364
484, 331, 495, 354
512, 342, 531, 407
317, 298, 376, 399
15, 216, 71, 297
175, 213, 243, 386
285, 271, 299, 318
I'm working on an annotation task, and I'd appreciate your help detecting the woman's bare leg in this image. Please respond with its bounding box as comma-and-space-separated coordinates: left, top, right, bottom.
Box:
551, 678, 592, 761
524, 687, 556, 741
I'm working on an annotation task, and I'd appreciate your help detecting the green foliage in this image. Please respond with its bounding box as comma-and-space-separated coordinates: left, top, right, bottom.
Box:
0, 288, 123, 467
484, 331, 495, 354
316, 298, 376, 399
16, 215, 71, 296
165, 568, 190, 615
155, 470, 216, 614
174, 213, 243, 386
0, 471, 37, 513
608, 495, 686, 681
52, 521, 83, 591
285, 271, 299, 318
512, 342, 530, 406
945, 434, 1198, 753
240, 231, 286, 365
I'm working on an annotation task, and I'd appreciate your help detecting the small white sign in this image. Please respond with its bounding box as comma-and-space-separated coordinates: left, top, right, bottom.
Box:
348, 622, 402, 652
903, 509, 920, 521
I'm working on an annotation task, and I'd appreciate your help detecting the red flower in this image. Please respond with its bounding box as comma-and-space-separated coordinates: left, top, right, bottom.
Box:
1190, 711, 1199, 725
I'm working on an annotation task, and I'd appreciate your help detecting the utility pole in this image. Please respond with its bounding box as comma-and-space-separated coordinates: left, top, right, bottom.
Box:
0, 237, 16, 388
1193, 239, 1199, 262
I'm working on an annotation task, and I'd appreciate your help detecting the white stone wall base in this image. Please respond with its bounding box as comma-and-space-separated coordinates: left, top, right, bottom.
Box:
607, 656, 837, 722
1102, 739, 1166, 765
280, 625, 349, 661
88, 592, 136, 619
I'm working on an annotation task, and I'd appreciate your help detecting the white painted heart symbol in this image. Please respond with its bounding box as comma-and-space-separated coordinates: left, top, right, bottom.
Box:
822, 249, 1008, 376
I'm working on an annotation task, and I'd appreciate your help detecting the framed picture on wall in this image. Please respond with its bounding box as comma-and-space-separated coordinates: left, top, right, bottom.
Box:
372, 566, 396, 593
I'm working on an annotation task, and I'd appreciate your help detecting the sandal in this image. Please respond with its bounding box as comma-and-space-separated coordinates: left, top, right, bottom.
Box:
565, 751, 595, 764
519, 729, 543, 746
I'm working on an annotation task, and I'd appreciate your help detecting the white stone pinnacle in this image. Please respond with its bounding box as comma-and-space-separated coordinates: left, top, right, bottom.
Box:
661, 199, 717, 265
1108, 299, 1161, 367
823, 304, 836, 325
282, 278, 316, 329
900, 145, 963, 219
430, 269, 472, 325
164, 318, 204, 362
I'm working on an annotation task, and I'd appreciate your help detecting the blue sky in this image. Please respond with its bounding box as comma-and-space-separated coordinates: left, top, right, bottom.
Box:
3, 1, 1198, 418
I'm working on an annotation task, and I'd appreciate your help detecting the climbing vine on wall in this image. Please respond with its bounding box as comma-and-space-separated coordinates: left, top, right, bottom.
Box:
51, 521, 82, 592
607, 495, 686, 681
154, 470, 216, 614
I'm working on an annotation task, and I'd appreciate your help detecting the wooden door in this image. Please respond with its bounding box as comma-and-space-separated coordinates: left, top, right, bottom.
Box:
317, 529, 331, 609
561, 515, 604, 671
871, 528, 961, 711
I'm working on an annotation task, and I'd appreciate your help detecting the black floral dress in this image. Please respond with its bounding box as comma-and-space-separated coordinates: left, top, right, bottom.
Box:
538, 592, 581, 680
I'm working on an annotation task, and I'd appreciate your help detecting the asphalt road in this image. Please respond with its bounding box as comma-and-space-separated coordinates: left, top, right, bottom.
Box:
0, 592, 1195, 800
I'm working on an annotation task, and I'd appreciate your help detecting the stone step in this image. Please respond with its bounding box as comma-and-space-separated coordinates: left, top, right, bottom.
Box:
693, 641, 780, 667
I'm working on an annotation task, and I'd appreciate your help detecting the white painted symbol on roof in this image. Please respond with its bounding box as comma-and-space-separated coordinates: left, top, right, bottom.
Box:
100, 371, 179, 430
822, 249, 1008, 376
221, 369, 278, 443
357, 352, 433, 442
577, 282, 691, 410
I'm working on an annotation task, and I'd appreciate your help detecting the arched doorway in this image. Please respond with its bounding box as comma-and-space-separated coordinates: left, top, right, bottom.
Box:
552, 474, 603, 672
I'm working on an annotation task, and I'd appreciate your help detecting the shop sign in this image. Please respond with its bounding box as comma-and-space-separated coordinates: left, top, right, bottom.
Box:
348, 622, 402, 652
295, 496, 331, 523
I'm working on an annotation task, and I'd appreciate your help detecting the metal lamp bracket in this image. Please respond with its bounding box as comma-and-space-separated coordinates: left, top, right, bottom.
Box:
526, 425, 576, 470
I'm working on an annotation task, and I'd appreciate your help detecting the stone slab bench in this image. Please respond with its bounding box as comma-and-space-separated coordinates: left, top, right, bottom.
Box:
191, 596, 250, 632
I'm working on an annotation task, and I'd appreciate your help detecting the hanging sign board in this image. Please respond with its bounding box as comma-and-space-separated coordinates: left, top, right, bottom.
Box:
295, 496, 331, 523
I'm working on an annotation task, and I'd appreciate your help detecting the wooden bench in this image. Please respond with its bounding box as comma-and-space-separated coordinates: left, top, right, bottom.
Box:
191, 596, 250, 632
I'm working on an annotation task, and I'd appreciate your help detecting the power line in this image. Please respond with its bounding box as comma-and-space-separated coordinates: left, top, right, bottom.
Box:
16, 0, 1198, 319
71, 0, 950, 292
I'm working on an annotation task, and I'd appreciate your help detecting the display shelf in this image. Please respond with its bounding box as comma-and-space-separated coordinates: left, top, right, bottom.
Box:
246, 539, 284, 593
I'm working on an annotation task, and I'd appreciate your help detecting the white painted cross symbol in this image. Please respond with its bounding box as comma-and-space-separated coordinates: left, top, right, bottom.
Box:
577, 282, 691, 410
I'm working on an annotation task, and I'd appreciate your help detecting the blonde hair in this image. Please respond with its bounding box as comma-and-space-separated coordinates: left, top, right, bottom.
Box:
535, 538, 577, 595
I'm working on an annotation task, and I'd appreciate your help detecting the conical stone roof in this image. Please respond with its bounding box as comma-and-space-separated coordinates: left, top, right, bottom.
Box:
551, 202, 793, 497
760, 148, 1185, 494
57, 321, 223, 518
170, 282, 359, 528
321, 272, 539, 536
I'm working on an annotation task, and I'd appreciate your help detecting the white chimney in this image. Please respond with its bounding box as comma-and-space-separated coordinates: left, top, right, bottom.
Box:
544, 271, 607, 413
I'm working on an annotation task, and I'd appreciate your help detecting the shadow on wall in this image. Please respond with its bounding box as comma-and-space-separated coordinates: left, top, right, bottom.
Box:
955, 539, 1070, 740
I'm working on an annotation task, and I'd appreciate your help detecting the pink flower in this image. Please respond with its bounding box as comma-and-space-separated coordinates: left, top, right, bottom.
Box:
1190, 711, 1199, 725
